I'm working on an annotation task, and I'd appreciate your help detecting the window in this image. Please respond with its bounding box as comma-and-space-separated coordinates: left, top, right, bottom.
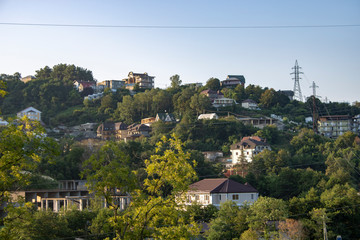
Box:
232, 194, 239, 200
219, 195, 221, 200
251, 194, 254, 199
205, 195, 209, 201
195, 195, 199, 201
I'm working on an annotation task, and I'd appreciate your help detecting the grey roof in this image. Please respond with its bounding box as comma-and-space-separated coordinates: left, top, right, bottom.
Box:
189, 178, 258, 193
230, 136, 269, 150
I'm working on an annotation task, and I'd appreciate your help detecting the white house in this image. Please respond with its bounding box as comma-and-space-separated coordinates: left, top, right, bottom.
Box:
198, 113, 219, 120
212, 97, 237, 108
0, 118, 9, 126
230, 136, 271, 164
185, 178, 258, 208
241, 99, 258, 110
17, 107, 41, 121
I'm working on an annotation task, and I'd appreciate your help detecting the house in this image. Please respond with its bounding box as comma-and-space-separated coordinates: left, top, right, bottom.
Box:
124, 72, 154, 90
241, 99, 259, 110
141, 117, 156, 126
230, 136, 271, 164
318, 115, 355, 138
0, 118, 8, 126
221, 75, 245, 88
84, 92, 103, 101
126, 123, 151, 138
185, 178, 258, 208
96, 122, 129, 140
155, 113, 177, 123
202, 151, 223, 161
20, 75, 36, 83
212, 97, 237, 108
198, 113, 219, 120
73, 80, 96, 92
237, 116, 283, 130
97, 80, 125, 90
17, 107, 41, 121
200, 89, 223, 102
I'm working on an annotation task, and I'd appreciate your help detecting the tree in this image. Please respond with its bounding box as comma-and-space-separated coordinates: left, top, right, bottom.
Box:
170, 74, 182, 89
205, 77, 221, 91
207, 201, 241, 240
278, 219, 305, 240
190, 93, 211, 115
247, 196, 288, 239
0, 118, 58, 202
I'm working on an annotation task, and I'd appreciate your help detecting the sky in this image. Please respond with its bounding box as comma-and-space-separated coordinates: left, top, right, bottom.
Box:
0, 0, 359, 103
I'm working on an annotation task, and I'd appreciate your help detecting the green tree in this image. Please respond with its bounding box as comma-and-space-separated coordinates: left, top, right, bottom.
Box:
207, 201, 241, 240
205, 77, 221, 91
0, 118, 58, 202
170, 74, 182, 89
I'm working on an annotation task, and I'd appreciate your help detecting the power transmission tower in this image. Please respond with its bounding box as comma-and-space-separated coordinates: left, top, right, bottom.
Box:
290, 60, 303, 102
310, 81, 319, 132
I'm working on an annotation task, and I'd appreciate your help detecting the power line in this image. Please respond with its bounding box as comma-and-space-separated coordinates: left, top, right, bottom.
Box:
0, 22, 360, 29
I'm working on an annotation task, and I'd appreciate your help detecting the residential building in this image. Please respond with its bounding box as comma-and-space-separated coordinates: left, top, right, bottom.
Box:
202, 151, 223, 161
21, 75, 36, 83
84, 92, 103, 101
185, 178, 258, 208
141, 117, 156, 126
230, 136, 271, 164
73, 80, 96, 92
10, 180, 130, 212
97, 80, 125, 90
318, 115, 356, 138
221, 75, 245, 88
155, 113, 177, 123
126, 123, 151, 138
237, 116, 283, 130
241, 99, 259, 110
96, 122, 129, 140
198, 113, 219, 120
17, 107, 41, 121
0, 118, 8, 126
212, 97, 237, 108
200, 89, 224, 102
124, 72, 154, 90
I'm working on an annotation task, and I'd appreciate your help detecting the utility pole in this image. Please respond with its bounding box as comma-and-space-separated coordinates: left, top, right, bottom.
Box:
310, 81, 319, 132
323, 214, 328, 240
290, 60, 303, 102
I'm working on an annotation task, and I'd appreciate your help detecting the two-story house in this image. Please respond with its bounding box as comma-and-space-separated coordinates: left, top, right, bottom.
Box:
185, 178, 258, 208
241, 99, 259, 110
230, 136, 271, 164
221, 75, 245, 88
17, 107, 42, 121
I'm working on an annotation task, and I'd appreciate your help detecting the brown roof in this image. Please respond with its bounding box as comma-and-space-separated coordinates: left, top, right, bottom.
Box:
189, 178, 258, 193
230, 136, 269, 150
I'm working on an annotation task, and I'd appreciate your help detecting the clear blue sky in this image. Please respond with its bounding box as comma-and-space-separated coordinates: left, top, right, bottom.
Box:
0, 0, 359, 103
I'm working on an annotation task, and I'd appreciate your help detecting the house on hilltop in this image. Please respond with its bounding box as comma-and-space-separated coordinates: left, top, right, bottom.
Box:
230, 136, 271, 164
241, 99, 259, 110
124, 72, 154, 90
155, 113, 177, 123
221, 75, 245, 88
20, 75, 36, 83
185, 178, 258, 208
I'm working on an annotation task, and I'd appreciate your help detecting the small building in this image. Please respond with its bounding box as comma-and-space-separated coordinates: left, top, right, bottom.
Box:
241, 99, 259, 110
202, 151, 223, 161
221, 75, 245, 88
21, 75, 36, 83
185, 178, 258, 208
127, 123, 151, 138
17, 107, 41, 121
230, 136, 271, 164
237, 116, 282, 130
155, 113, 177, 123
198, 113, 219, 120
0, 118, 9, 126
213, 97, 237, 108
124, 72, 154, 90
97, 122, 129, 140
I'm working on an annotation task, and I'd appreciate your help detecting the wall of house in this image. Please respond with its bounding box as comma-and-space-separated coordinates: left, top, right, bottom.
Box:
211, 192, 258, 207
